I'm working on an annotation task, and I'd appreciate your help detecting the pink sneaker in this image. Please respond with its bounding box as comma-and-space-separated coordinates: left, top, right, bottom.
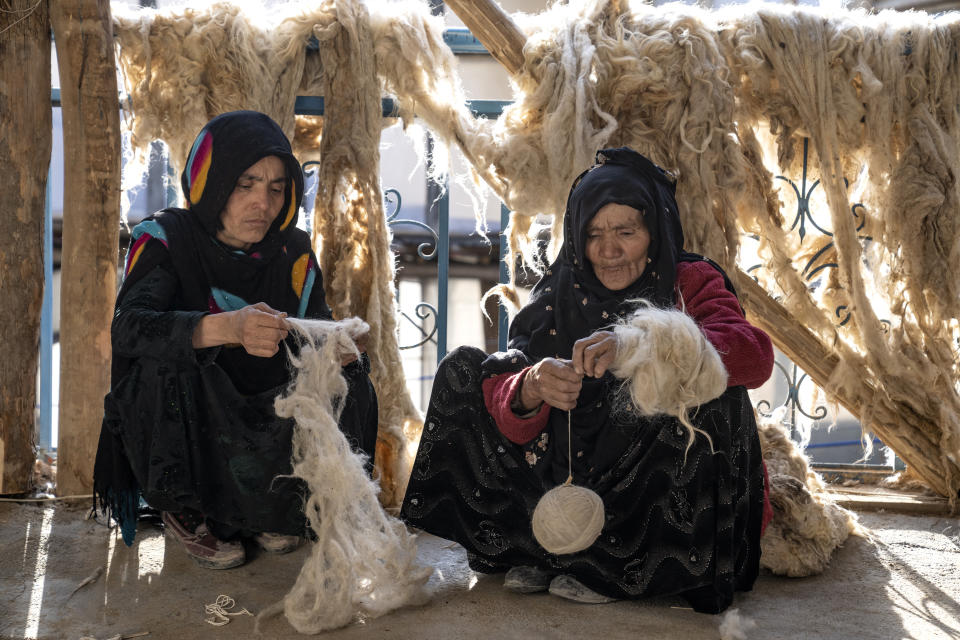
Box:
254, 531, 301, 554
161, 511, 245, 569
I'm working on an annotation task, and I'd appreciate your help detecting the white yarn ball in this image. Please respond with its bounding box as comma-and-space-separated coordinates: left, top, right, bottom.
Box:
532, 484, 605, 555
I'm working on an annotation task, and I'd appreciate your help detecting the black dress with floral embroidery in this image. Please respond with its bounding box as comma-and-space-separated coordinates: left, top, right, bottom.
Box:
400, 148, 764, 614
401, 346, 762, 614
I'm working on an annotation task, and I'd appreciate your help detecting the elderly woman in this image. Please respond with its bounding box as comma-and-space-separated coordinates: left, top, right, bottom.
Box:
401, 147, 773, 613
93, 111, 378, 569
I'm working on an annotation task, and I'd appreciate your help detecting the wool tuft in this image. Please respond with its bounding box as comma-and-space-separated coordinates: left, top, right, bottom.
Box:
273, 318, 431, 634
719, 608, 757, 640
531, 483, 605, 555
757, 417, 861, 577
609, 304, 728, 455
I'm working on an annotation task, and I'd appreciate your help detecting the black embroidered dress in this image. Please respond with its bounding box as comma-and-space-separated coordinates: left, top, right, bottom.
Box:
93, 111, 378, 545
401, 149, 766, 614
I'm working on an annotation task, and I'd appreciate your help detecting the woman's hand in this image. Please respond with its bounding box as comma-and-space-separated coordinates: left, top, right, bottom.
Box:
572, 330, 618, 378
229, 303, 289, 357
192, 302, 289, 357
340, 327, 368, 367
519, 358, 583, 411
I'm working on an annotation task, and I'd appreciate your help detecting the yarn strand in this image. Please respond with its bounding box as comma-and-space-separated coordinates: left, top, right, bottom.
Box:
531, 409, 605, 555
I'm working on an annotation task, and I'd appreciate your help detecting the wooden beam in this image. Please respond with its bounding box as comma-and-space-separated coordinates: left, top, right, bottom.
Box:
734, 272, 840, 385
0, 1, 52, 494
735, 271, 957, 500
443, 0, 527, 75
50, 1, 122, 496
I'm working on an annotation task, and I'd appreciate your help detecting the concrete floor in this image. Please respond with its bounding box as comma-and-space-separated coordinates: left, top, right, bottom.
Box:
1, 501, 958, 640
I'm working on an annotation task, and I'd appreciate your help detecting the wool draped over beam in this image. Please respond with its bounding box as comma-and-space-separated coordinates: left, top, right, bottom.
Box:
111, 0, 960, 507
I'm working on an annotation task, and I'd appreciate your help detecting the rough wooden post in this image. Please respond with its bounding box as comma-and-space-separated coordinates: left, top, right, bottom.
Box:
50, 0, 122, 496
0, 1, 52, 494
444, 0, 527, 75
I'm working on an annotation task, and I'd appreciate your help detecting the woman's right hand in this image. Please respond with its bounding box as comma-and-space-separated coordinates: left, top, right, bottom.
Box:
229, 303, 289, 357
519, 358, 583, 411
194, 302, 289, 357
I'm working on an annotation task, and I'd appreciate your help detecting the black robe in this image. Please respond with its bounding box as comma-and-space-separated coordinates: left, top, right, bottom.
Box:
93, 111, 378, 544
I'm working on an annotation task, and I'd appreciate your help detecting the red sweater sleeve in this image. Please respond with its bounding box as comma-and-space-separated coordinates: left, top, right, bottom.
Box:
676, 261, 774, 389
482, 368, 551, 445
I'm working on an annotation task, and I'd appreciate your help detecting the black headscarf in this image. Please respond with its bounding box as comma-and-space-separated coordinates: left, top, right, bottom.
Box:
508, 147, 699, 360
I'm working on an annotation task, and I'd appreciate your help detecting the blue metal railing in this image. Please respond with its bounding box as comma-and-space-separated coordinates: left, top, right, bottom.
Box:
291, 96, 511, 363
38, 168, 54, 451
498, 203, 510, 352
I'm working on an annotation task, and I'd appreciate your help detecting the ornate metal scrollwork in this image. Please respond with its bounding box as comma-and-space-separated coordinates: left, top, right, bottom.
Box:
385, 188, 438, 260
383, 188, 441, 349
399, 302, 439, 350
755, 360, 829, 425
295, 171, 442, 351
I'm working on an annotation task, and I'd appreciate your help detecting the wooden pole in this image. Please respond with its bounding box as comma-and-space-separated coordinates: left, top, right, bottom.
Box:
443, 0, 526, 75
0, 1, 52, 494
735, 273, 957, 499
50, 0, 122, 496
445, 0, 959, 499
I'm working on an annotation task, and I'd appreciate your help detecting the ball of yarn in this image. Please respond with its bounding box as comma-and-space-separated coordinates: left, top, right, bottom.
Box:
531, 484, 605, 555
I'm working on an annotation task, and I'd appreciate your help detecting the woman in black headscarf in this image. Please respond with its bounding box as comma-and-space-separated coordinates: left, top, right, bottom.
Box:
401, 147, 773, 613
93, 111, 378, 569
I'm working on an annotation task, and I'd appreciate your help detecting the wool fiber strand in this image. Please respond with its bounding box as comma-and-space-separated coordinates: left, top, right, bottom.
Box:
275, 318, 431, 634
610, 304, 728, 455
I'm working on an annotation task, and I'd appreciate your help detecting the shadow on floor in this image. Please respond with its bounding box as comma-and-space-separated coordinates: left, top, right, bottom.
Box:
0, 503, 957, 640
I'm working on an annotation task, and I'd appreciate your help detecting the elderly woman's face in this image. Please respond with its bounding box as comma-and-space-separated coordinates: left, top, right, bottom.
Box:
216, 155, 286, 250
585, 203, 651, 290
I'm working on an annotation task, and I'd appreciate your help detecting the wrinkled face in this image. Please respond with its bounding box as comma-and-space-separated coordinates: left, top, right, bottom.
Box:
216, 155, 286, 250
585, 203, 651, 291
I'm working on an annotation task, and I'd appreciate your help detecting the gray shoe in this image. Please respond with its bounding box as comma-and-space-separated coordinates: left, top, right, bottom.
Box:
503, 566, 555, 593
254, 532, 301, 554
548, 574, 617, 604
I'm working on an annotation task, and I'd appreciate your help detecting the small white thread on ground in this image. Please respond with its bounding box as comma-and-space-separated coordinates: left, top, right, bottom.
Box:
204, 594, 252, 627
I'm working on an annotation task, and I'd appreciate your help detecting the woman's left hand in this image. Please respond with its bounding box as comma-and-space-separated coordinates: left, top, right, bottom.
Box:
572, 330, 618, 378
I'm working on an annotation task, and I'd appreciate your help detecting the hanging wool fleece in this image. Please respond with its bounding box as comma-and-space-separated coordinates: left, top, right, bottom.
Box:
272, 318, 431, 634
110, 0, 960, 504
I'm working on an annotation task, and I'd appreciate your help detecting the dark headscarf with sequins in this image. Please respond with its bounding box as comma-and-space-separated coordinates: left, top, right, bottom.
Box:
489, 148, 710, 484
508, 147, 700, 360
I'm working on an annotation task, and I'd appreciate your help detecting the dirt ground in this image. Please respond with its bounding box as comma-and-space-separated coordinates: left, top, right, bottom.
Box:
1, 500, 958, 640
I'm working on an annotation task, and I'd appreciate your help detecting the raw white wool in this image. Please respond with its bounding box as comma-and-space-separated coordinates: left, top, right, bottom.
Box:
719, 608, 757, 640
609, 304, 728, 455
531, 483, 605, 555
757, 417, 862, 577
273, 318, 431, 634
